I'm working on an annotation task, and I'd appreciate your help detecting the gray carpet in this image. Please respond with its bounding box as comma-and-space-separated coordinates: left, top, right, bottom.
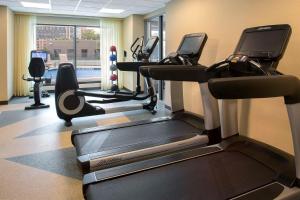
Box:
7, 147, 82, 179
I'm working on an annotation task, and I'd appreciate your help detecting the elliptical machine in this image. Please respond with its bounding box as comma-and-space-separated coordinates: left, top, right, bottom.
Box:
55, 62, 157, 127
22, 57, 50, 110
55, 37, 159, 127
116, 36, 159, 95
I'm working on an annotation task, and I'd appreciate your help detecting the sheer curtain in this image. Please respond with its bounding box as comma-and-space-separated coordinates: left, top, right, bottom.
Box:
100, 19, 123, 90
14, 14, 36, 96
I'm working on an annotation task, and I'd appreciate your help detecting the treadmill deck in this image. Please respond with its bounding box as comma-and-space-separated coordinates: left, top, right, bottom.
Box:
73, 117, 204, 157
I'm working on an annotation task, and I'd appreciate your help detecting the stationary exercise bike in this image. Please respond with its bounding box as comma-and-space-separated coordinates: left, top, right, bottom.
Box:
22, 57, 50, 110
29, 50, 50, 98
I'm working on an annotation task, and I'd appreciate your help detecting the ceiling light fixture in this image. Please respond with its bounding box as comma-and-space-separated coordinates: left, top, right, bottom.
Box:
99, 8, 124, 14
74, 0, 82, 12
49, 0, 52, 10
20, 1, 51, 9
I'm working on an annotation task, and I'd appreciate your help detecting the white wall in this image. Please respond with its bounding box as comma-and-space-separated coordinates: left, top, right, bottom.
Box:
165, 0, 300, 154
122, 15, 144, 91
7, 8, 14, 99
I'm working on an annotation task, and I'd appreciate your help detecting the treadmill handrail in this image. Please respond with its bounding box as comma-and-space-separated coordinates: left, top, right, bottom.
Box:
208, 75, 300, 104
140, 64, 212, 83
116, 61, 158, 72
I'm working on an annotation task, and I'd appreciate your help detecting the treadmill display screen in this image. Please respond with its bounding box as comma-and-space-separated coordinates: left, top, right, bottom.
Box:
237, 29, 287, 58
31, 50, 48, 62
178, 36, 204, 55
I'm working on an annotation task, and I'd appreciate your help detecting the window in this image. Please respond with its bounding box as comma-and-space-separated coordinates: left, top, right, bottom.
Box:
67, 49, 74, 59
36, 25, 75, 82
36, 25, 101, 84
145, 15, 166, 100
81, 49, 88, 58
95, 49, 100, 59
145, 17, 160, 61
76, 27, 101, 82
53, 49, 61, 60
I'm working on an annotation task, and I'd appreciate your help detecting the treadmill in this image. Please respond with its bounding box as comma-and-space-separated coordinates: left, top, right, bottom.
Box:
71, 33, 222, 173
82, 25, 300, 200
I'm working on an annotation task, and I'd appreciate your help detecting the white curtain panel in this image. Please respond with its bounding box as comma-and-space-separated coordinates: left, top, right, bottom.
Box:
100, 19, 123, 90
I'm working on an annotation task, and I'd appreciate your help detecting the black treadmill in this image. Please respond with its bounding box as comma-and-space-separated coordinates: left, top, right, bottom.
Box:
71, 33, 222, 173
82, 25, 300, 200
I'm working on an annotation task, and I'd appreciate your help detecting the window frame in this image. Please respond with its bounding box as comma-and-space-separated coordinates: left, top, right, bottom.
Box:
144, 15, 165, 100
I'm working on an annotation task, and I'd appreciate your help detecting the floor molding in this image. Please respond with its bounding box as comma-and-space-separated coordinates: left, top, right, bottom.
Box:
0, 101, 8, 105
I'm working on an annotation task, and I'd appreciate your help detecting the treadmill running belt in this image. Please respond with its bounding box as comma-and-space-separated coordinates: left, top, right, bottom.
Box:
74, 120, 203, 156
85, 151, 275, 200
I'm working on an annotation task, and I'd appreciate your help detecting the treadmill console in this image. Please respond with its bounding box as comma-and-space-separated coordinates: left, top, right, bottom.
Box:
235, 24, 291, 62
208, 24, 291, 75
177, 33, 208, 65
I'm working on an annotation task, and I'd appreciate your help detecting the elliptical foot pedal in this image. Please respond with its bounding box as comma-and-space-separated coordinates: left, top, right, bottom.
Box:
25, 103, 50, 110
151, 110, 157, 115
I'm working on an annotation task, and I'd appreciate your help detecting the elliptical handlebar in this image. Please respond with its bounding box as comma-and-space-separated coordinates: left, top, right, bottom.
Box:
131, 37, 145, 60
140, 36, 144, 54
132, 45, 140, 60
130, 38, 140, 52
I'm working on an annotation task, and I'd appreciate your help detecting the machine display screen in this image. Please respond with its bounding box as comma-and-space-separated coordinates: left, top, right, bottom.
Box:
237, 29, 287, 58
31, 50, 48, 62
178, 36, 204, 55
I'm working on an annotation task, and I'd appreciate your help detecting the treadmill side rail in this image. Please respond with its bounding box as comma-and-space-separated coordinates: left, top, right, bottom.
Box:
88, 135, 208, 172
78, 133, 201, 173
82, 145, 221, 185
71, 116, 173, 144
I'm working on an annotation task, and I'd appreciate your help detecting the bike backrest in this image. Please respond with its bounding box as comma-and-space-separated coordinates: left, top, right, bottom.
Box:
28, 57, 46, 78
55, 63, 79, 98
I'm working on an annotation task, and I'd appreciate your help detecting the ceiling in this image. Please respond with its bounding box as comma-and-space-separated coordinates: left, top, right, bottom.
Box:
0, 0, 171, 18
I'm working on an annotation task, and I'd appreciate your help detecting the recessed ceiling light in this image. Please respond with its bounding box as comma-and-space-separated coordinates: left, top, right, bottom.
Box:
21, 1, 51, 9
99, 8, 124, 14
74, 0, 82, 12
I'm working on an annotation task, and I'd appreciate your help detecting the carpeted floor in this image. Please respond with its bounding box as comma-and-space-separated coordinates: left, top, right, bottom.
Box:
0, 93, 168, 200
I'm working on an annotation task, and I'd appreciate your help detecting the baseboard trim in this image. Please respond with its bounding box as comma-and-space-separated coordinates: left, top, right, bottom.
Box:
0, 101, 8, 105
0, 95, 14, 105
